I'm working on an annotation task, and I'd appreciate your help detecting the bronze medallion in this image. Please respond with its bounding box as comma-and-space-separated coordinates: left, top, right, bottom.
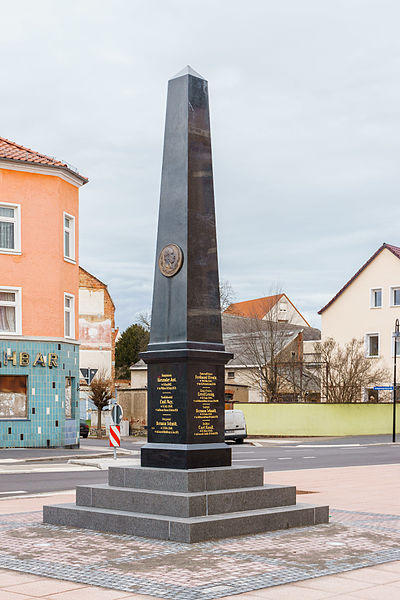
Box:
158, 243, 183, 277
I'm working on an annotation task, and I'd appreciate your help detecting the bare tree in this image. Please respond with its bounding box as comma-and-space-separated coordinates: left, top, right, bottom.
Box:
233, 316, 302, 401
137, 311, 151, 331
315, 338, 390, 403
88, 369, 113, 438
219, 279, 236, 313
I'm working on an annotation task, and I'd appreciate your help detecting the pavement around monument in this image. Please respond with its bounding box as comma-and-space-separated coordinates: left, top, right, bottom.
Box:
0, 464, 399, 599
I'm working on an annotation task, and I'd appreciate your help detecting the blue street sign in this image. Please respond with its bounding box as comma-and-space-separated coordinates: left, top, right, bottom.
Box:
373, 386, 394, 391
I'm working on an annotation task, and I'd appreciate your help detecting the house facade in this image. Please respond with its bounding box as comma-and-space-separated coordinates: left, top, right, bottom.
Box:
130, 314, 321, 411
319, 243, 400, 401
0, 136, 87, 447
79, 267, 117, 419
225, 294, 310, 327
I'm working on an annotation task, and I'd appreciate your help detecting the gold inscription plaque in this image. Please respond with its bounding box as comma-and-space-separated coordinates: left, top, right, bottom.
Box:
193, 371, 218, 436
158, 244, 183, 277
154, 373, 179, 435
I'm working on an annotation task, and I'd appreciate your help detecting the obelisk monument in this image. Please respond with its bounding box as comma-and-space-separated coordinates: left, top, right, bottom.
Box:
140, 66, 233, 469
43, 68, 329, 542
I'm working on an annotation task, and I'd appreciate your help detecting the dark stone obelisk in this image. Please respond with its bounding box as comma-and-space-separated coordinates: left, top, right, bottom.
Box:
140, 66, 233, 469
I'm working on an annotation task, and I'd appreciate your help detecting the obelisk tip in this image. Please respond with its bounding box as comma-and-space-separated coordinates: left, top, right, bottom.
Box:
170, 65, 205, 80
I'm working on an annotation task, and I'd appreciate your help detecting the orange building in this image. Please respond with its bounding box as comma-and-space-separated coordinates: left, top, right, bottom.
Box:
0, 137, 87, 447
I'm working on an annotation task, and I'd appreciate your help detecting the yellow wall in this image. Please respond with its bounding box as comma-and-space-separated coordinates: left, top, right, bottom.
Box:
237, 403, 400, 436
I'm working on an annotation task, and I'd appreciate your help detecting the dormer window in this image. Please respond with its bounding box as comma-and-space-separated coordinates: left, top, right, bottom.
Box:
370, 288, 382, 308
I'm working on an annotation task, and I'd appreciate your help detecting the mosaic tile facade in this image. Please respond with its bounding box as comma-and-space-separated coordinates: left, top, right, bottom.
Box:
0, 339, 80, 447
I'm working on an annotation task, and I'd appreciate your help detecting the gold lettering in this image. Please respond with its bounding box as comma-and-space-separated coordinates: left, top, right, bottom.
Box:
48, 353, 58, 367
19, 352, 30, 366
33, 353, 46, 367
3, 351, 17, 366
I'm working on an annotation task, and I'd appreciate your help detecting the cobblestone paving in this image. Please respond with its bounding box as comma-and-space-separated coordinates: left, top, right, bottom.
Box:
0, 509, 399, 599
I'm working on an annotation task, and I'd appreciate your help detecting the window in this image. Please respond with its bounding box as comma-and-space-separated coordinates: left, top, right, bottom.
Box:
370, 288, 382, 308
227, 371, 235, 379
63, 213, 75, 261
366, 333, 379, 357
0, 375, 27, 419
0, 287, 21, 334
391, 287, 400, 306
64, 293, 75, 338
0, 203, 20, 253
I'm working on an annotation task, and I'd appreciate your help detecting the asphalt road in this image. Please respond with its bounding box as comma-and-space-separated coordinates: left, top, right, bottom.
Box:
0, 436, 399, 497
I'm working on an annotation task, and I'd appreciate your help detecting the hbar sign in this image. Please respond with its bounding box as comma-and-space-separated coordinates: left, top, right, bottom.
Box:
1, 351, 58, 368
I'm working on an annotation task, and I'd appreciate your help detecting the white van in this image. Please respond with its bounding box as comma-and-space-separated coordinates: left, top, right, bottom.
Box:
225, 409, 247, 444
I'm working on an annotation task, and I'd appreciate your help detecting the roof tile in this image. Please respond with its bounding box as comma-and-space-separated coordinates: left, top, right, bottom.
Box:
0, 136, 87, 183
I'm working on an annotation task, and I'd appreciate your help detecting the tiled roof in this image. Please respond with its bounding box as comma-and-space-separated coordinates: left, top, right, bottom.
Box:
0, 136, 87, 183
318, 242, 400, 314
224, 295, 284, 319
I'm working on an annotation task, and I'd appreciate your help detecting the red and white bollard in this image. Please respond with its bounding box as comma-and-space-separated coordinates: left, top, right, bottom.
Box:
109, 425, 120, 460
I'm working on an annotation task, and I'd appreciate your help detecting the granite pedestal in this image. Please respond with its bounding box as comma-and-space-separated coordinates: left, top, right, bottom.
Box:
43, 465, 329, 543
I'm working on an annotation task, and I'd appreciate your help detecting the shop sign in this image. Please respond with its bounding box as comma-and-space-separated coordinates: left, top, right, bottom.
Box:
1, 351, 58, 368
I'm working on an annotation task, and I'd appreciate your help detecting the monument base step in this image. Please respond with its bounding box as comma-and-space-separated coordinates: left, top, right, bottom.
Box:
43, 502, 329, 543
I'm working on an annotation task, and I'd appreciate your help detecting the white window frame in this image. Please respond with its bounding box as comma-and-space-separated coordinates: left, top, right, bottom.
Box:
63, 212, 75, 262
64, 293, 75, 339
390, 286, 400, 307
0, 286, 22, 335
0, 202, 21, 254
370, 287, 382, 309
365, 333, 380, 358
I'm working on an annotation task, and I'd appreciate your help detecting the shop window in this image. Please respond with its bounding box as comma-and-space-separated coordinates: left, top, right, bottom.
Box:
63, 212, 75, 261
0, 375, 27, 418
0, 203, 20, 253
65, 376, 76, 418
0, 287, 21, 334
65, 377, 72, 418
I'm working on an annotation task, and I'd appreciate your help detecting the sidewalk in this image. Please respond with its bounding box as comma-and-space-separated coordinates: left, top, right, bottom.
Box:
0, 463, 399, 599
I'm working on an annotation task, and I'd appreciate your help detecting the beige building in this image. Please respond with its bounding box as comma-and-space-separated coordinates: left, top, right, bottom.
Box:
319, 243, 400, 400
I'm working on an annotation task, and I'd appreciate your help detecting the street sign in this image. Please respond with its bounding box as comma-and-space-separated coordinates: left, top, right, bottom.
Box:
111, 404, 123, 425
109, 425, 121, 448
373, 386, 394, 390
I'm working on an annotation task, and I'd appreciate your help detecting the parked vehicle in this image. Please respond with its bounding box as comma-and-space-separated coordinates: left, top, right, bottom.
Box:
225, 409, 247, 443
80, 420, 89, 438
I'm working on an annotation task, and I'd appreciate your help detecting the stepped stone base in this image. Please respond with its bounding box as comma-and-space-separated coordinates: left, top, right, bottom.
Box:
43, 465, 329, 543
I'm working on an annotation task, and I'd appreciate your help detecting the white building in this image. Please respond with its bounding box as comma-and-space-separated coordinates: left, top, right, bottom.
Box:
319, 242, 400, 400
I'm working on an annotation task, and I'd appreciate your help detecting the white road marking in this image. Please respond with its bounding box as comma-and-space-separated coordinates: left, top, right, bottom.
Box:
0, 490, 75, 500
233, 458, 268, 462
277, 457, 292, 460
0, 465, 100, 475
295, 444, 362, 448
303, 456, 316, 459
0, 490, 27, 495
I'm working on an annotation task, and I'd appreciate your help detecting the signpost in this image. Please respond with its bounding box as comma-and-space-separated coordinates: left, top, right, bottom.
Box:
110, 403, 123, 459
392, 320, 400, 443
373, 386, 394, 391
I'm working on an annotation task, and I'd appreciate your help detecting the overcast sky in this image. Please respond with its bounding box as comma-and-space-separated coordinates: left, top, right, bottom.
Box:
1, 0, 399, 331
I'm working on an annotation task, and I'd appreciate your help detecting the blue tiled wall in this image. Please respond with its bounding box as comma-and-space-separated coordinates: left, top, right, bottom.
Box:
0, 340, 80, 448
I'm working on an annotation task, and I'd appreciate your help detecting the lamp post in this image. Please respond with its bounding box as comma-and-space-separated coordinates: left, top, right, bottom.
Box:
392, 318, 400, 443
